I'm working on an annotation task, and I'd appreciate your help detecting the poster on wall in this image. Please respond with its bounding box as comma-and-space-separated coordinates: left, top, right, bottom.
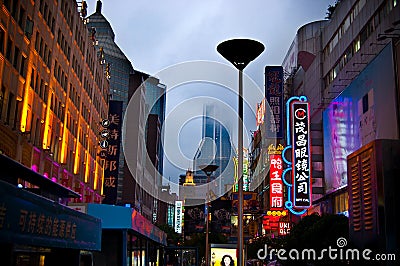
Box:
323, 43, 398, 193
210, 244, 237, 266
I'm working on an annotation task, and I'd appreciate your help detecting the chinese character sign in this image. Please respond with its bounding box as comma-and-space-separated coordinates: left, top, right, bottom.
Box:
265, 66, 284, 138
291, 101, 312, 208
269, 154, 283, 210
102, 100, 123, 205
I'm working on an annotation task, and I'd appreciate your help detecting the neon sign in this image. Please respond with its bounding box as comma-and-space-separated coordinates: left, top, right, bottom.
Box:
268, 144, 284, 211
291, 101, 312, 208
282, 96, 312, 215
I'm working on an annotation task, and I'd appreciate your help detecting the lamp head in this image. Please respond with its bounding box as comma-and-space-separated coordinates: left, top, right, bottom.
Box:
217, 39, 264, 70
198, 164, 219, 176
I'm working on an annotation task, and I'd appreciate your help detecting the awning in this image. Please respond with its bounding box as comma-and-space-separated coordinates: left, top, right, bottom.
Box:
86, 203, 167, 246
0, 180, 102, 250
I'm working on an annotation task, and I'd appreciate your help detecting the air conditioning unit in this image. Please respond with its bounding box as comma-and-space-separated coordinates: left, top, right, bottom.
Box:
347, 139, 400, 253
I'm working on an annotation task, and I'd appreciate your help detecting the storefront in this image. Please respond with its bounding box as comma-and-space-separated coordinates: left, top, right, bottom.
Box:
0, 155, 102, 266
73, 203, 167, 266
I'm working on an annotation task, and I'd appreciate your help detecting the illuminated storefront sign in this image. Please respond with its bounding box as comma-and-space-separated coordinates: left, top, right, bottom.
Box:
174, 201, 183, 233
282, 96, 312, 215
269, 153, 284, 210
291, 101, 312, 208
278, 222, 291, 236
265, 66, 284, 138
0, 181, 101, 250
102, 100, 123, 205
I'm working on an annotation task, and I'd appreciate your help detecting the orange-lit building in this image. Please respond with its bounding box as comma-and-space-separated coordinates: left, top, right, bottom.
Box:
0, 0, 109, 203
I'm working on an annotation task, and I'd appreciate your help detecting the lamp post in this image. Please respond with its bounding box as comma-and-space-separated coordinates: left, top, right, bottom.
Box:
217, 39, 264, 266
199, 164, 219, 266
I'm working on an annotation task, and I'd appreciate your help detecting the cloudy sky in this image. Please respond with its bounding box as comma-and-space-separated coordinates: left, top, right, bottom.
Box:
85, 0, 335, 184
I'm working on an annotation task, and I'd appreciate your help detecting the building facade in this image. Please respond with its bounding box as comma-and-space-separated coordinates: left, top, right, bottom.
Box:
0, 0, 110, 203
86, 0, 134, 203
280, 0, 400, 249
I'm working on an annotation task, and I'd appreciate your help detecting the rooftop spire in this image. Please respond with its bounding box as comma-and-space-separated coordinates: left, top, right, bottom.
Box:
96, 0, 102, 13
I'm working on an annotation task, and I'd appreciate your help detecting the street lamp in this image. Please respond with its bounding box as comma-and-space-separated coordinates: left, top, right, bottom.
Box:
217, 39, 264, 266
199, 164, 219, 266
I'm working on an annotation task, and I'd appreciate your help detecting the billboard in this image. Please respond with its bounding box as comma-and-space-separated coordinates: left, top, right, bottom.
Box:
323, 43, 398, 193
184, 204, 205, 234
211, 199, 232, 234
265, 66, 284, 138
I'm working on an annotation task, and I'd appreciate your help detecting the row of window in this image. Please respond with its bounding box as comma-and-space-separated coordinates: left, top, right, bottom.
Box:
325, 0, 367, 55
56, 29, 71, 61
68, 83, 81, 111
2, 29, 27, 79
30, 68, 49, 103
50, 93, 65, 122
54, 60, 68, 92
324, 0, 397, 86
59, 0, 74, 32
66, 112, 78, 137
83, 76, 94, 99
71, 55, 83, 82
34, 31, 52, 68
38, 0, 56, 35
0, 86, 21, 132
74, 24, 86, 57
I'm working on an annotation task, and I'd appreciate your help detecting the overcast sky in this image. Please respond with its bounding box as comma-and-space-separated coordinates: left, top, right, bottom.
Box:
85, 0, 335, 185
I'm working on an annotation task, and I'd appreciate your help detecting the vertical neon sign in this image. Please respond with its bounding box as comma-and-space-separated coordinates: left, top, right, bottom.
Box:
282, 96, 312, 215
268, 144, 284, 211
291, 101, 312, 208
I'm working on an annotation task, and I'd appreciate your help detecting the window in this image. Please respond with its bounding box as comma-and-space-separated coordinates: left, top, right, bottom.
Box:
6, 38, 13, 62
24, 17, 34, 39
0, 28, 4, 55
11, 0, 18, 19
6, 92, 14, 125
0, 86, 5, 119
20, 55, 27, 78
4, 0, 11, 11
18, 6, 25, 29
30, 68, 36, 89
353, 36, 361, 53
13, 46, 19, 69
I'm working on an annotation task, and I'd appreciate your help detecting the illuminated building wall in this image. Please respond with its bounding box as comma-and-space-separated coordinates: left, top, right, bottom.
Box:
0, 0, 109, 203
282, 0, 400, 214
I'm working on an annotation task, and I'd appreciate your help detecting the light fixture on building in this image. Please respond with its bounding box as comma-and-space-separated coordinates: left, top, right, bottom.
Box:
377, 33, 400, 42
353, 62, 367, 66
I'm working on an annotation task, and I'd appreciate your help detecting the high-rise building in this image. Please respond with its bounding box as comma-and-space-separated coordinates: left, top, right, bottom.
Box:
122, 70, 167, 222
0, 0, 110, 203
193, 104, 235, 196
86, 0, 134, 203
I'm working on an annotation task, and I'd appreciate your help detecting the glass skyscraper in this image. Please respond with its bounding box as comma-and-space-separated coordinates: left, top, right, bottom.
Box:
193, 104, 236, 195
